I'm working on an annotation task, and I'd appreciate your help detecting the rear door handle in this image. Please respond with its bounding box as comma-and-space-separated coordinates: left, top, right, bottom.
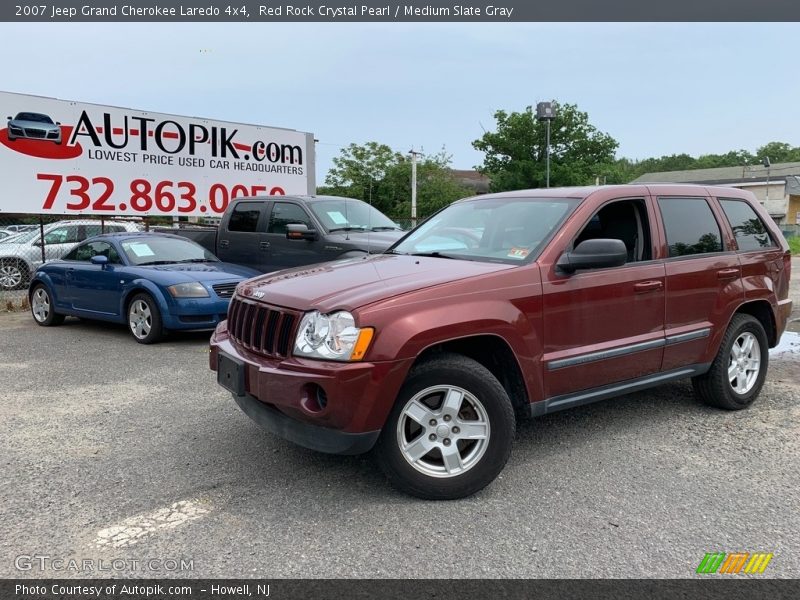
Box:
634, 280, 663, 293
219, 239, 230, 249
717, 268, 740, 280
259, 241, 270, 251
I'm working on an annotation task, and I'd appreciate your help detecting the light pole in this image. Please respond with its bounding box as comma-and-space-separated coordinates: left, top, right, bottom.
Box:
536, 102, 556, 188
409, 149, 421, 227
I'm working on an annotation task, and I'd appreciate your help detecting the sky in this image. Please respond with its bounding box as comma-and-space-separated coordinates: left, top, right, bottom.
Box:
3, 22, 800, 181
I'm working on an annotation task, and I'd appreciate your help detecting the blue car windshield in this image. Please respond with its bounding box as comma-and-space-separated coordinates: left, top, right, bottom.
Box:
121, 237, 218, 266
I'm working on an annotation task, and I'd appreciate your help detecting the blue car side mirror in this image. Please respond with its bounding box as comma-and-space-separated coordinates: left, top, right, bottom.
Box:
90, 255, 109, 266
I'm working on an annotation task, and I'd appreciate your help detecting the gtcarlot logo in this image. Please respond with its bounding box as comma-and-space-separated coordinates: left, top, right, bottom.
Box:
14, 554, 194, 572
696, 552, 773, 574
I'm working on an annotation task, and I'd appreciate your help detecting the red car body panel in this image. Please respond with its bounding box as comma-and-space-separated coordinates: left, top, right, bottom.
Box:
210, 184, 792, 452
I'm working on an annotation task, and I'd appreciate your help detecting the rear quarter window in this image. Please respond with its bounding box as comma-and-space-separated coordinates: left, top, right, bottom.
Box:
719, 199, 776, 251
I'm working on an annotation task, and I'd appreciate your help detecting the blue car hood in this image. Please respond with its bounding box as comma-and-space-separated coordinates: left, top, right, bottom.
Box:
131, 262, 259, 282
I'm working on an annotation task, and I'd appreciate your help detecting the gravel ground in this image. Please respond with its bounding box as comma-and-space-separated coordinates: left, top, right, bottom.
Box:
0, 259, 798, 579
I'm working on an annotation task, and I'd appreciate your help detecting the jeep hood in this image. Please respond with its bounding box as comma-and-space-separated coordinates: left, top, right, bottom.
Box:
237, 254, 514, 312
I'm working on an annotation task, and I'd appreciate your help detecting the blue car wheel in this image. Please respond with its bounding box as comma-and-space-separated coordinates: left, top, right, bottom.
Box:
127, 293, 164, 344
30, 284, 65, 327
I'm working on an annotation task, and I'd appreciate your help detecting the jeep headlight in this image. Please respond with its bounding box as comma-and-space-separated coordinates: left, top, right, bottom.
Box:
294, 310, 373, 361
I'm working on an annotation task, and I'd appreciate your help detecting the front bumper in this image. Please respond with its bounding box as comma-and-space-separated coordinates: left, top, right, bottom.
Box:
231, 391, 379, 455
210, 323, 412, 453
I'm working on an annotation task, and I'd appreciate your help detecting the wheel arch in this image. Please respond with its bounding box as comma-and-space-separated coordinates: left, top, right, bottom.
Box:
411, 334, 530, 417
120, 281, 170, 320
733, 299, 777, 347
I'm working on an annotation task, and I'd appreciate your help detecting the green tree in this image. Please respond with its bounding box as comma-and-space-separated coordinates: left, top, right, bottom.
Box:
755, 141, 800, 164
320, 142, 471, 218
472, 102, 619, 191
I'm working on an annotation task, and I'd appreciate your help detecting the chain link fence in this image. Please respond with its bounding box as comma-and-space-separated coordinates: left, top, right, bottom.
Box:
0, 213, 161, 309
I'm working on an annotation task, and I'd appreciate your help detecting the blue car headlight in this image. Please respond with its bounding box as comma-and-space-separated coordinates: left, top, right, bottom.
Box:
167, 282, 209, 298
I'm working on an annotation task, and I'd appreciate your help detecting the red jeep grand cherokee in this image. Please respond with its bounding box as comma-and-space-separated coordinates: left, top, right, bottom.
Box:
210, 185, 792, 499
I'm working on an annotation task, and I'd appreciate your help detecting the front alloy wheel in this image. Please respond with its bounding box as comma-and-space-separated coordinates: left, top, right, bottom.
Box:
127, 293, 163, 344
377, 353, 515, 500
0, 263, 25, 290
397, 385, 490, 478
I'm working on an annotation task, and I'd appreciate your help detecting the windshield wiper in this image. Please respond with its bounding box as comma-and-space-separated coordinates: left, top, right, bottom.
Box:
137, 260, 176, 266
329, 226, 367, 233
409, 251, 460, 260
370, 226, 401, 231
175, 258, 215, 263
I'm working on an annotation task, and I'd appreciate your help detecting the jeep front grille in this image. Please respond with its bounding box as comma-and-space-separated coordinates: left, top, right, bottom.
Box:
227, 297, 299, 358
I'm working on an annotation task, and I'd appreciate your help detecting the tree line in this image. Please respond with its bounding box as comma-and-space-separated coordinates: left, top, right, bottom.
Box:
317, 101, 800, 217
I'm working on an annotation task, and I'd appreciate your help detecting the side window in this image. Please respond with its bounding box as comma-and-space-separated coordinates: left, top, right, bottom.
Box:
574, 199, 652, 263
83, 224, 104, 239
719, 199, 776, 251
268, 202, 312, 234
658, 197, 723, 258
67, 241, 120, 263
43, 225, 79, 245
228, 202, 262, 233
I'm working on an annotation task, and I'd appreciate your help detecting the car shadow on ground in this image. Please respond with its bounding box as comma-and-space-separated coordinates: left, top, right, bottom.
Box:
59, 315, 214, 345
207, 377, 759, 506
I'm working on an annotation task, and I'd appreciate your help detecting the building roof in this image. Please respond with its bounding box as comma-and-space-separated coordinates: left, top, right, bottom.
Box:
631, 161, 800, 185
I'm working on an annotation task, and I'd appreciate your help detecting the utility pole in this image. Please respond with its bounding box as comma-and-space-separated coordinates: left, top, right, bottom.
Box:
409, 149, 421, 228
536, 102, 556, 189
763, 156, 771, 205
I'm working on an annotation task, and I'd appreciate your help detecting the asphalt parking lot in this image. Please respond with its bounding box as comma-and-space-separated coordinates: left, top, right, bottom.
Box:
1, 262, 799, 579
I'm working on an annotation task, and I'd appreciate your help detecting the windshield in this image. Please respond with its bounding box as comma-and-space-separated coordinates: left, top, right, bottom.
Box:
309, 199, 400, 232
16, 112, 53, 123
121, 237, 219, 266
5, 228, 41, 244
390, 197, 579, 264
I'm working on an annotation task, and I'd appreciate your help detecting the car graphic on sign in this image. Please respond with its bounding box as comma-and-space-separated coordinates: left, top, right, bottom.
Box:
7, 112, 62, 144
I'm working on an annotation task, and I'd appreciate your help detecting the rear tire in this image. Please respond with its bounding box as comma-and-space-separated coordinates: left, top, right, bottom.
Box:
375, 353, 515, 500
127, 293, 164, 344
692, 314, 768, 410
30, 284, 65, 326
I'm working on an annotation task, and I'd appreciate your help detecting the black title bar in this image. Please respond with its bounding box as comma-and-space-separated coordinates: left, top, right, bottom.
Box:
4, 0, 800, 22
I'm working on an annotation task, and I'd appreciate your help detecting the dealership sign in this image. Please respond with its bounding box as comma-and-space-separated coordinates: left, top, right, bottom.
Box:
0, 91, 315, 216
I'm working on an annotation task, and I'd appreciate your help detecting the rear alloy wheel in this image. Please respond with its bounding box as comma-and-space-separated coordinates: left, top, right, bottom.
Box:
692, 314, 768, 410
376, 353, 515, 500
127, 293, 163, 344
0, 260, 27, 290
30, 284, 65, 326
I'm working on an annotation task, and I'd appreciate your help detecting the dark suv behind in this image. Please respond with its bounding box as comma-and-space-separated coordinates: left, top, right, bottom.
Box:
210, 184, 792, 499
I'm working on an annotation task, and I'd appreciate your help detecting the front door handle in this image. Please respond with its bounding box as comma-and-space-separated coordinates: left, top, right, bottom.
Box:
634, 280, 663, 293
259, 241, 270, 251
219, 239, 230, 249
717, 268, 740, 280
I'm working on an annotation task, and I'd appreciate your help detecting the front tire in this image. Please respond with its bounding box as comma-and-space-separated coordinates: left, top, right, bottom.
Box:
0, 259, 29, 290
30, 284, 65, 326
127, 293, 164, 344
376, 353, 515, 500
692, 314, 769, 410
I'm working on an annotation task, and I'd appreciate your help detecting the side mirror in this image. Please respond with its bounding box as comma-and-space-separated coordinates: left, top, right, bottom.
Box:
56, 121, 61, 126
557, 239, 627, 274
91, 255, 109, 267
6, 116, 11, 120
286, 223, 317, 241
